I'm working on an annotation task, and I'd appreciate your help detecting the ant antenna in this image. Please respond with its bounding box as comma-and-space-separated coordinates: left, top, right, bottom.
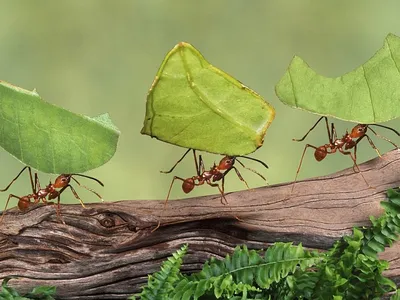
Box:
235, 159, 267, 181
70, 177, 104, 201
236, 155, 269, 169
69, 174, 104, 187
368, 124, 400, 136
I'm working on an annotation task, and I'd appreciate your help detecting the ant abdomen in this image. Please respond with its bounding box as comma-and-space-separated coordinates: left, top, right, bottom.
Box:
18, 196, 31, 211
314, 146, 327, 161
182, 178, 195, 193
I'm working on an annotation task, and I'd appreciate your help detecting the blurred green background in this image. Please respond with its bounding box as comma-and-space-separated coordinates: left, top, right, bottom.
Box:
0, 1, 400, 206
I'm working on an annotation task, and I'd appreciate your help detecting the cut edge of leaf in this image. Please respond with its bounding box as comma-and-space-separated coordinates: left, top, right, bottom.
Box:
275, 33, 400, 124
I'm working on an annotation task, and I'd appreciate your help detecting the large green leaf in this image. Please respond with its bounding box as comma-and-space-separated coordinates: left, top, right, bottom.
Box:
275, 33, 400, 123
141, 42, 275, 156
0, 81, 120, 174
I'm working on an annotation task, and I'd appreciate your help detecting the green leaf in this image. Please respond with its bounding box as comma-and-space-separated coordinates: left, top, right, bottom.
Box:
141, 42, 275, 156
0, 277, 56, 300
0, 81, 120, 173
390, 289, 400, 300
275, 33, 400, 123
29, 285, 56, 297
138, 244, 188, 300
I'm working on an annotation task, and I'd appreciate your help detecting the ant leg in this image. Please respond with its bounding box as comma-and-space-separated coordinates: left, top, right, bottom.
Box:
154, 176, 194, 232
56, 194, 61, 218
27, 167, 35, 194
235, 159, 267, 182
221, 176, 226, 204
164, 176, 187, 208
198, 154, 206, 174
351, 143, 359, 173
0, 166, 33, 193
363, 134, 382, 157
58, 184, 87, 208
70, 177, 104, 202
160, 149, 192, 174
47, 194, 65, 224
208, 181, 241, 221
367, 126, 398, 150
34, 172, 41, 192
291, 144, 321, 194
208, 182, 228, 205
217, 167, 235, 204
0, 194, 22, 223
293, 116, 328, 142
231, 167, 250, 190
330, 122, 337, 143
193, 150, 202, 176
340, 148, 371, 188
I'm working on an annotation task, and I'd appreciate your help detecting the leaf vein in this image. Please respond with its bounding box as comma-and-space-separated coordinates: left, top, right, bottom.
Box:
179, 47, 254, 139
387, 39, 400, 76
362, 65, 376, 122
288, 67, 298, 108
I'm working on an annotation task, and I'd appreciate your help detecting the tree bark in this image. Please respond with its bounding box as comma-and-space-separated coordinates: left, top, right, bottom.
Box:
1, 150, 400, 299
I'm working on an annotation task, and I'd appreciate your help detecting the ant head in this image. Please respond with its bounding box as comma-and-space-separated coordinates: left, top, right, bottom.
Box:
53, 174, 72, 188
56, 173, 104, 189
350, 124, 368, 138
218, 156, 235, 170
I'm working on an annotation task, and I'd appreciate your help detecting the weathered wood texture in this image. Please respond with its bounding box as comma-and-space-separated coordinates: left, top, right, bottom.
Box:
1, 150, 400, 299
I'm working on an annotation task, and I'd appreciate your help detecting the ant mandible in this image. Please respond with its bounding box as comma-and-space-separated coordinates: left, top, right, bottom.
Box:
161, 149, 269, 207
0, 166, 104, 222
291, 116, 399, 192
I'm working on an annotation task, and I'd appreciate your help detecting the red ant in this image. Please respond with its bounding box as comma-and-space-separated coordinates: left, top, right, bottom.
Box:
291, 116, 399, 192
162, 149, 269, 207
0, 166, 104, 222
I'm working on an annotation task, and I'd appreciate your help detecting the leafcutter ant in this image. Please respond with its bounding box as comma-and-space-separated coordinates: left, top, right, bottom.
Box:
0, 166, 104, 222
291, 116, 399, 193
162, 149, 269, 207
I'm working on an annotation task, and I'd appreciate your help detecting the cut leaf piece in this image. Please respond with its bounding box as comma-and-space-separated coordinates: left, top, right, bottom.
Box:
141, 42, 275, 156
0, 81, 120, 174
275, 33, 400, 123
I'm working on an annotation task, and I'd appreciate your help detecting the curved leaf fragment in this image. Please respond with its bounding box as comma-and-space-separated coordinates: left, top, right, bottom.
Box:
0, 81, 120, 174
141, 42, 275, 156
276, 33, 400, 123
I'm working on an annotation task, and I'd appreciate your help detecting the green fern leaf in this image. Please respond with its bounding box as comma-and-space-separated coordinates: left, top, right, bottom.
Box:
135, 244, 188, 300
255, 242, 317, 289
390, 289, 400, 300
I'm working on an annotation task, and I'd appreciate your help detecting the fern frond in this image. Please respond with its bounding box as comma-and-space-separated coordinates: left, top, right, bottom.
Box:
131, 244, 188, 300
306, 189, 400, 299
134, 189, 400, 299
0, 276, 56, 300
172, 243, 318, 299
390, 289, 400, 300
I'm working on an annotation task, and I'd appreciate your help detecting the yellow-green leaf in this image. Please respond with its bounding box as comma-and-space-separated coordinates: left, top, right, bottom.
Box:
141, 42, 275, 155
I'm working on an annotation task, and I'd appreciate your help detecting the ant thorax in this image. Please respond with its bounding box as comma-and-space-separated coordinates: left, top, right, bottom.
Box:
334, 139, 344, 147
212, 173, 224, 182
334, 135, 351, 148
37, 189, 48, 198
202, 170, 213, 179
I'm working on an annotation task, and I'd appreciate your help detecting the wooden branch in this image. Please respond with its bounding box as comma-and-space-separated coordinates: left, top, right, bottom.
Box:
1, 149, 400, 299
